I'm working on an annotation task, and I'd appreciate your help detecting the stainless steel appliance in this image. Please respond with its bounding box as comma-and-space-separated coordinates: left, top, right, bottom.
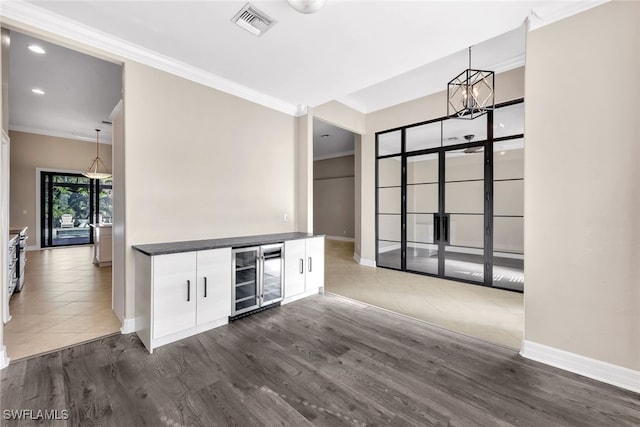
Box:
10, 227, 28, 292
231, 243, 283, 318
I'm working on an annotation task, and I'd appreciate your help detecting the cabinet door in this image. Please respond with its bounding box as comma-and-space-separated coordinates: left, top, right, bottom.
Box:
153, 252, 197, 339
305, 237, 325, 291
196, 248, 232, 325
284, 239, 306, 298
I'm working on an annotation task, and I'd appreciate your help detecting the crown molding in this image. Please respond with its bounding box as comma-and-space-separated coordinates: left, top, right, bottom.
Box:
313, 150, 354, 162
527, 0, 609, 31
9, 125, 113, 144
0, 0, 299, 116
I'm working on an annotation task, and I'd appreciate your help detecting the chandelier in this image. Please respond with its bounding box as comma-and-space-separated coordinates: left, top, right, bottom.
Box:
447, 47, 494, 119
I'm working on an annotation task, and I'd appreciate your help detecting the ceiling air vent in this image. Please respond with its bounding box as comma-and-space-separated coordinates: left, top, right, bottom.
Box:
232, 3, 276, 36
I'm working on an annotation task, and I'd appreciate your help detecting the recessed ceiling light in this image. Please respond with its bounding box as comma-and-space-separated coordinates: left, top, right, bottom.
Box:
32, 88, 45, 95
500, 151, 506, 155
28, 44, 46, 54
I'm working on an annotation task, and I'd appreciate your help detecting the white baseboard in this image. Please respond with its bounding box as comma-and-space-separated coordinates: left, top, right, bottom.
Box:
353, 253, 376, 267
120, 318, 136, 334
521, 340, 640, 393
325, 236, 355, 242
0, 345, 10, 369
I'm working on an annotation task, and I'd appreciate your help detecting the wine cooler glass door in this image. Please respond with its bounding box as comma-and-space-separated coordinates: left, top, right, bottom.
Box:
232, 247, 260, 315
261, 244, 283, 306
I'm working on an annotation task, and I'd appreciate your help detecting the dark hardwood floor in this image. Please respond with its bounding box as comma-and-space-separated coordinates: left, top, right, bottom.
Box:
2, 294, 639, 426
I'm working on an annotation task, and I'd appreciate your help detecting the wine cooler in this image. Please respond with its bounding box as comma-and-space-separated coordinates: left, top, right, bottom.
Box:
231, 243, 284, 318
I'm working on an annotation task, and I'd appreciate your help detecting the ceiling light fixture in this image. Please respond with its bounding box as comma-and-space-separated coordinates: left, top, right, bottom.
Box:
288, 0, 326, 14
31, 88, 45, 95
447, 46, 494, 120
83, 129, 112, 179
28, 44, 46, 54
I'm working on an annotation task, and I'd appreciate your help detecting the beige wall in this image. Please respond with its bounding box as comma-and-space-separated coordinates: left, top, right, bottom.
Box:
524, 1, 640, 370
9, 131, 113, 246
313, 155, 355, 238
123, 61, 297, 318
313, 101, 366, 135
363, 67, 526, 263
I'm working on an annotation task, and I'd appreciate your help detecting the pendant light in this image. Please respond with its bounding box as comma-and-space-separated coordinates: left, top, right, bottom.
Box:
83, 129, 111, 179
447, 46, 495, 119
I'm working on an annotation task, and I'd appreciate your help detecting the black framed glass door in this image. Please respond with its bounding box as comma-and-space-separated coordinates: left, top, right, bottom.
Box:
41, 172, 113, 248
376, 99, 524, 291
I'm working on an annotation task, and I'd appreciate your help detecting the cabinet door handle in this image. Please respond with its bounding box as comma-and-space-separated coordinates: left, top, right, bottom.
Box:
187, 280, 191, 302
308, 257, 312, 272
299, 259, 304, 274
204, 277, 207, 298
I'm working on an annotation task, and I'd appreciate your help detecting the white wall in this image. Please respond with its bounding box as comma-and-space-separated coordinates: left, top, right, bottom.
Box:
524, 1, 640, 372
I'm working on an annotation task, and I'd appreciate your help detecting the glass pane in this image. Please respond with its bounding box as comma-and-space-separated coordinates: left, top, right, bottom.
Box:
377, 240, 401, 269
378, 214, 401, 241
493, 252, 524, 292
406, 122, 440, 152
494, 103, 524, 138
235, 250, 258, 312
449, 214, 483, 248
445, 149, 484, 181
51, 181, 91, 246
378, 130, 401, 156
378, 156, 401, 187
407, 214, 435, 244
494, 217, 524, 254
407, 184, 438, 213
444, 246, 484, 283
378, 187, 401, 214
442, 115, 487, 146
445, 181, 484, 214
406, 242, 438, 274
494, 138, 524, 180
263, 257, 282, 302
494, 180, 524, 216
98, 179, 113, 224
407, 153, 438, 184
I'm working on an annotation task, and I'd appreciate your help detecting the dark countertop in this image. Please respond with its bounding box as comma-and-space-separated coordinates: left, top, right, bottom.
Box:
132, 232, 323, 256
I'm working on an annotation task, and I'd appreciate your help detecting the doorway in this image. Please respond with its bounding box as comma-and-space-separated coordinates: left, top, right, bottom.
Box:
376, 100, 524, 291
40, 172, 113, 247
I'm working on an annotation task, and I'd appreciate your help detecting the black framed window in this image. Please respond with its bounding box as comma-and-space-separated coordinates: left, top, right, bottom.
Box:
375, 99, 525, 292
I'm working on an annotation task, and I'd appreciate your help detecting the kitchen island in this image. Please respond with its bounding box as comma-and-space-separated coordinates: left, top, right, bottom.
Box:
91, 223, 112, 267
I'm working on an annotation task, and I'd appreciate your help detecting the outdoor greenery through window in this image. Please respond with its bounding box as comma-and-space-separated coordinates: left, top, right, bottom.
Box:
41, 172, 113, 247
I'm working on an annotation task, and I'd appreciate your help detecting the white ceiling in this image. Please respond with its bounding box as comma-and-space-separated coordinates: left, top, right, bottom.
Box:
1, 0, 601, 148
8, 30, 122, 143
313, 118, 354, 160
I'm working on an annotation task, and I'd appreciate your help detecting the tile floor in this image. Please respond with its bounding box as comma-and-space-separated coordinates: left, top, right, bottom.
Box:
5, 246, 120, 361
324, 239, 524, 349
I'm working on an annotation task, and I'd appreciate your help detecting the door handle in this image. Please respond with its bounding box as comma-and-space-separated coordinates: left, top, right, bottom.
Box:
434, 213, 440, 242
187, 280, 191, 302
204, 277, 207, 298
443, 214, 450, 244
299, 259, 304, 274
308, 257, 312, 272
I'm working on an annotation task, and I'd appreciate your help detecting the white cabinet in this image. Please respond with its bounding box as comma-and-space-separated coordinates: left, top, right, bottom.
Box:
283, 236, 325, 303
197, 249, 232, 325
135, 247, 231, 352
